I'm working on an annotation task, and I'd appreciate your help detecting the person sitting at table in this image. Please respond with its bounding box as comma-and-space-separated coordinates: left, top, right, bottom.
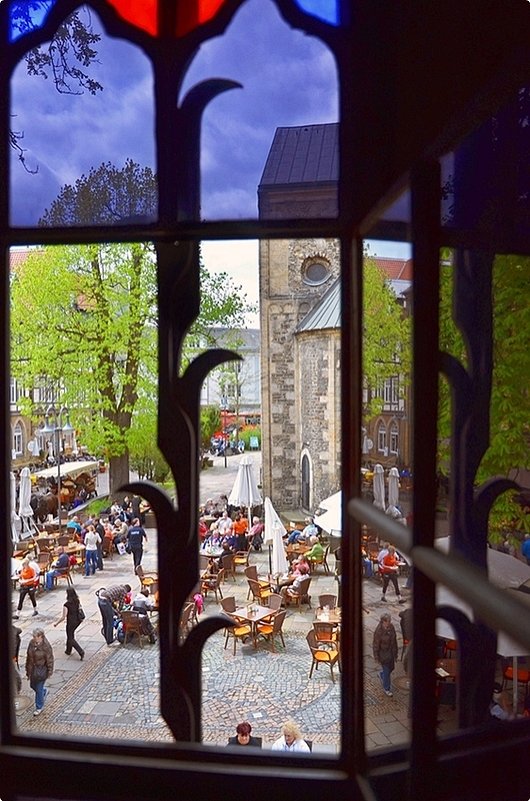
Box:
304, 536, 324, 565
202, 557, 219, 588
227, 721, 262, 748
248, 516, 264, 551
198, 516, 209, 541
202, 526, 222, 551
45, 547, 70, 590
279, 560, 310, 598
286, 517, 318, 545
132, 589, 157, 644
490, 682, 514, 720
66, 515, 82, 541
361, 546, 373, 578
271, 720, 310, 753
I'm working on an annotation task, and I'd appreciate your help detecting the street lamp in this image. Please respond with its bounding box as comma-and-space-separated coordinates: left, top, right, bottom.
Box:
41, 405, 73, 533
220, 396, 228, 469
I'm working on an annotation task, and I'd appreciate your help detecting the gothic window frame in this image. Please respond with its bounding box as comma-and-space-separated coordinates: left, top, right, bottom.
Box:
1, 3, 530, 801
12, 421, 23, 456
376, 421, 387, 454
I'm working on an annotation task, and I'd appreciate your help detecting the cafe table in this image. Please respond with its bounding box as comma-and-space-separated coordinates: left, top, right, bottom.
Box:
436, 657, 457, 680
284, 543, 310, 561
233, 604, 273, 647
200, 545, 224, 559
314, 607, 341, 625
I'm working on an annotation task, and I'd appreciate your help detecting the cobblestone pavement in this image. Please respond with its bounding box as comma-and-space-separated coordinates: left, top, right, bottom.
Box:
13, 453, 456, 753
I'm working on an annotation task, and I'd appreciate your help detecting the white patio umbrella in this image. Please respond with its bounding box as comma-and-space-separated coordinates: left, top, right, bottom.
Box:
10, 471, 20, 542
315, 490, 342, 534
435, 537, 530, 712
388, 467, 400, 508
17, 466, 35, 535
373, 463, 386, 511
263, 496, 289, 578
228, 454, 262, 526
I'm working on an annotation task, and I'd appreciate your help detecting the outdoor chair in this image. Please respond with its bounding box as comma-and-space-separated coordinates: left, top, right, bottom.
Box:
57, 534, 70, 547
244, 565, 270, 599
53, 565, 73, 587
201, 568, 224, 602
306, 629, 341, 683
247, 578, 274, 606
178, 602, 196, 643
317, 594, 338, 609
502, 665, 530, 701
308, 544, 330, 574
221, 553, 236, 582
284, 576, 312, 611
312, 621, 338, 644
199, 554, 209, 572
233, 548, 251, 572
121, 610, 151, 648
256, 609, 286, 652
135, 565, 158, 592
224, 616, 253, 655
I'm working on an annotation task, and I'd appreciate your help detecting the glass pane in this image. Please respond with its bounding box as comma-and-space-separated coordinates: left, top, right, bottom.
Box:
438, 246, 530, 722
180, 0, 339, 220
9, 8, 156, 227
9, 0, 58, 41
195, 238, 341, 753
360, 237, 413, 751
9, 240, 167, 741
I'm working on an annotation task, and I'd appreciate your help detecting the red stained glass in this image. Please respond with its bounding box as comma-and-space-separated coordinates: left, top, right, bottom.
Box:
105, 0, 228, 37
106, 0, 158, 36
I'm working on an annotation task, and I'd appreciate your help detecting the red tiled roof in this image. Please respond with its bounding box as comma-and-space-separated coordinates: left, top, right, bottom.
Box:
373, 256, 413, 280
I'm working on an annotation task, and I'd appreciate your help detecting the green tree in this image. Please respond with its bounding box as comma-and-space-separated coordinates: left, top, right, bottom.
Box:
438, 253, 530, 540
11, 161, 250, 495
363, 255, 411, 418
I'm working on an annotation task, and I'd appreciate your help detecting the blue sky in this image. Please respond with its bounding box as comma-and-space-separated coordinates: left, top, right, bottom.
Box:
9, 0, 408, 317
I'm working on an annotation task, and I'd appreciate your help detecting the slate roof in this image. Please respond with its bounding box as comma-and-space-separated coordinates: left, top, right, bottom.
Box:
297, 259, 412, 333
260, 123, 339, 187
297, 279, 340, 332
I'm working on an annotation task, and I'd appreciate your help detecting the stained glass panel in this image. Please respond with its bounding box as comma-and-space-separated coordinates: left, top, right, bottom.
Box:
294, 0, 340, 26
9, 0, 58, 41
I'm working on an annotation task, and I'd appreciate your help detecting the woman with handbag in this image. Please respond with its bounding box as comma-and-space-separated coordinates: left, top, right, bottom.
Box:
25, 628, 54, 716
53, 587, 85, 660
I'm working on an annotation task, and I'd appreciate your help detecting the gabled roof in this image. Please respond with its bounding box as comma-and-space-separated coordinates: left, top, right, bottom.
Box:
259, 123, 339, 187
375, 257, 413, 280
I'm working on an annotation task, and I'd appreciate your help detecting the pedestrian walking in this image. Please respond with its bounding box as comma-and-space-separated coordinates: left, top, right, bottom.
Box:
372, 612, 398, 697
53, 587, 85, 660
127, 518, 147, 569
380, 545, 405, 603
13, 557, 39, 619
25, 628, 54, 716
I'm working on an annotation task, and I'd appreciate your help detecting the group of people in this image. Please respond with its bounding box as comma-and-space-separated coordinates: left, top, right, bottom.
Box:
200, 508, 265, 554
227, 720, 311, 753
66, 508, 148, 576
96, 583, 156, 646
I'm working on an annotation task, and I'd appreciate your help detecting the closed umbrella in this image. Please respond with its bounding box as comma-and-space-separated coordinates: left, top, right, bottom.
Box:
228, 454, 262, 526
17, 466, 35, 535
11, 471, 20, 542
373, 463, 386, 511
388, 467, 400, 508
263, 497, 289, 578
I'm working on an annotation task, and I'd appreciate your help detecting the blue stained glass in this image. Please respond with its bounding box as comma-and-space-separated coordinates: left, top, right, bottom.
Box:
9, 0, 57, 42
294, 0, 340, 26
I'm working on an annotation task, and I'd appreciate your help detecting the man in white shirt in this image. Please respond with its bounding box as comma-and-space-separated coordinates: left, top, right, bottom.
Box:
271, 721, 310, 753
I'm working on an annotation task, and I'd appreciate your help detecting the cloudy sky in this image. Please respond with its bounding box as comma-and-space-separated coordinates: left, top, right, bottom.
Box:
9, 0, 407, 315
